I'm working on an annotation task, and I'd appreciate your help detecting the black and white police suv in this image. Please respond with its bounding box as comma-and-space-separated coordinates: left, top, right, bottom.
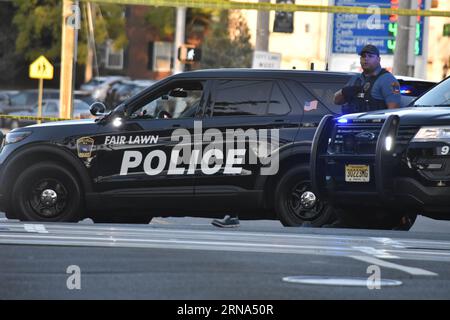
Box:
0, 69, 354, 225
311, 76, 450, 230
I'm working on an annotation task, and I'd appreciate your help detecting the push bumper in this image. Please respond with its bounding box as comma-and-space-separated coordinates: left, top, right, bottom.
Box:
311, 114, 450, 217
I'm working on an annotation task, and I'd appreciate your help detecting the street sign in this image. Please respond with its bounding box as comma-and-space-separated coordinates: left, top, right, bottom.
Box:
252, 51, 282, 69
178, 45, 201, 63
29, 55, 54, 80
332, 0, 425, 55
29, 55, 54, 124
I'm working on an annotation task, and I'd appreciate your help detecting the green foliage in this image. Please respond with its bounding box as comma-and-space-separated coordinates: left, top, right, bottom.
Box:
200, 11, 253, 69
144, 7, 175, 39
0, 1, 21, 83
12, 0, 127, 64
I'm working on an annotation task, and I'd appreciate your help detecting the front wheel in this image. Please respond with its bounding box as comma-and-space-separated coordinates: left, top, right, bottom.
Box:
10, 162, 84, 222
274, 165, 336, 227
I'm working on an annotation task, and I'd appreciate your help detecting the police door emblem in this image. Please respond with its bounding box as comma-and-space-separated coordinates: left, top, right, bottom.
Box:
77, 137, 94, 158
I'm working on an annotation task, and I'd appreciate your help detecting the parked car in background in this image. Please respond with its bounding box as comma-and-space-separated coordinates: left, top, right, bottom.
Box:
80, 76, 130, 102
105, 79, 157, 110
6, 99, 92, 129
0, 89, 60, 128
396, 76, 436, 107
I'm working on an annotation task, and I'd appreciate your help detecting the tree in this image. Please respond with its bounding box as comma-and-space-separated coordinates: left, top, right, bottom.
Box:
200, 10, 253, 69
12, 0, 127, 65
144, 7, 213, 40
0, 1, 21, 84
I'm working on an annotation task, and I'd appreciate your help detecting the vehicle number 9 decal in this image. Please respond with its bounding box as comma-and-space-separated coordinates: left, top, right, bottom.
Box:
441, 146, 449, 155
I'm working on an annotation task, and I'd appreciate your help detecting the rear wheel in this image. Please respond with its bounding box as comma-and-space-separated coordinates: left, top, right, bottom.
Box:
10, 162, 84, 222
336, 206, 417, 230
274, 165, 336, 227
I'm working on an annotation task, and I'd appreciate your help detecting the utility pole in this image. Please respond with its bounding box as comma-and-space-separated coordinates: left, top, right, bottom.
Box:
84, 2, 98, 83
393, 0, 416, 76
60, 0, 79, 119
256, 0, 270, 51
173, 7, 186, 74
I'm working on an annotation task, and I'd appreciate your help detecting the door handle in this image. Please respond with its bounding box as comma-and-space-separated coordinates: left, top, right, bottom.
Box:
172, 124, 181, 128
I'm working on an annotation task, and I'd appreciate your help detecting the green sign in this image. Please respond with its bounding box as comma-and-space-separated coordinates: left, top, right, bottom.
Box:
444, 24, 450, 37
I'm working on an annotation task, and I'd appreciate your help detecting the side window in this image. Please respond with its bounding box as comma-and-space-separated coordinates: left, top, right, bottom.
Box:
45, 102, 58, 114
268, 83, 291, 115
213, 80, 272, 116
303, 81, 349, 115
285, 80, 330, 116
10, 93, 28, 106
26, 93, 38, 105
131, 81, 204, 120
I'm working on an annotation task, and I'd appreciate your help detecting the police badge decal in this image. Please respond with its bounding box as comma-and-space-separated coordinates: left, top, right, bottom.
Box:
77, 137, 95, 158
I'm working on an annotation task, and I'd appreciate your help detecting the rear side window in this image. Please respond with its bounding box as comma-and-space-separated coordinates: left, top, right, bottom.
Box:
303, 81, 349, 114
213, 80, 272, 116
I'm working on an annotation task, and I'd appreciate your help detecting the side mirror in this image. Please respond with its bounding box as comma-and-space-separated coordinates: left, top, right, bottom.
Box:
90, 102, 107, 116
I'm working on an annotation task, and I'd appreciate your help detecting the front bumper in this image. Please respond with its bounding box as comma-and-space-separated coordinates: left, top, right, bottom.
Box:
311, 115, 450, 216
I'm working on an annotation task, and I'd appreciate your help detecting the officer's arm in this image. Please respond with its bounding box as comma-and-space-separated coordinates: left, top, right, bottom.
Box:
381, 76, 401, 110
387, 102, 400, 109
334, 90, 346, 105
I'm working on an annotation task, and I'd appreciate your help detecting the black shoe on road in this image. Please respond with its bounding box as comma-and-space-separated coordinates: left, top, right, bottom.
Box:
211, 215, 240, 228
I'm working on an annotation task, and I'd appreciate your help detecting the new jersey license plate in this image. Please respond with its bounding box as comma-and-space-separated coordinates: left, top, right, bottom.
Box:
345, 164, 370, 182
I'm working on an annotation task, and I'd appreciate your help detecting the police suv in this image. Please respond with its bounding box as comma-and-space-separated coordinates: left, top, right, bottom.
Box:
0, 69, 352, 225
311, 76, 450, 229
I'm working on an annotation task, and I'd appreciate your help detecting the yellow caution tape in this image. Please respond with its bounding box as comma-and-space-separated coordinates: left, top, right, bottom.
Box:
0, 114, 72, 122
84, 0, 450, 17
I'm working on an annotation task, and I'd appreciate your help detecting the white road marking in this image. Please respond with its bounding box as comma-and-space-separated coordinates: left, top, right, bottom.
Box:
24, 224, 48, 234
350, 255, 438, 276
371, 237, 406, 249
352, 246, 399, 259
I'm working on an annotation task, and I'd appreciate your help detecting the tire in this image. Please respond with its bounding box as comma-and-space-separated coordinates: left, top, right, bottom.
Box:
10, 161, 84, 222
274, 165, 336, 227
336, 206, 417, 230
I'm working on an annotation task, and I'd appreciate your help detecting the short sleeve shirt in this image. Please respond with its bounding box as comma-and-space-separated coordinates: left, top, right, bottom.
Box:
346, 66, 401, 105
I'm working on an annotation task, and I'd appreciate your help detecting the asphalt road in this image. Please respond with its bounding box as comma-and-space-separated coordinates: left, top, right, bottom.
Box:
1, 213, 450, 300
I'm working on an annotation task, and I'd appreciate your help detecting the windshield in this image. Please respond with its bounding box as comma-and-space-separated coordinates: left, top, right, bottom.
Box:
414, 77, 450, 107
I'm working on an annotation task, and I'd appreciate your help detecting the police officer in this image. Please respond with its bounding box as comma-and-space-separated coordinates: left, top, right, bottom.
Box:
334, 44, 401, 114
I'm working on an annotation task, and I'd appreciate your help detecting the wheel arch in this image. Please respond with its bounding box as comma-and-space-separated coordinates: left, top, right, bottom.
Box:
0, 143, 93, 210
258, 144, 311, 214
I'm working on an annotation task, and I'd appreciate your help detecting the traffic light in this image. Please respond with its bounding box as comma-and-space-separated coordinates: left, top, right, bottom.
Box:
273, 0, 294, 33
178, 45, 202, 63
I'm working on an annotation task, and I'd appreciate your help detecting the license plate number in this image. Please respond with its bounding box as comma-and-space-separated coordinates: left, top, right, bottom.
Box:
345, 165, 370, 182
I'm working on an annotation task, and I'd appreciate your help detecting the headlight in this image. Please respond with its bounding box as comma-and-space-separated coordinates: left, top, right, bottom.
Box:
5, 131, 32, 145
412, 126, 450, 141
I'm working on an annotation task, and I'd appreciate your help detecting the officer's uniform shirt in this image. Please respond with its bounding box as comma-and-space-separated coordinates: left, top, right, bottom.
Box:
345, 66, 401, 106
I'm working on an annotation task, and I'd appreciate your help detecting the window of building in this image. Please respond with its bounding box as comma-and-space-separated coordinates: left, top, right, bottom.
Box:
105, 40, 124, 70
152, 41, 173, 72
